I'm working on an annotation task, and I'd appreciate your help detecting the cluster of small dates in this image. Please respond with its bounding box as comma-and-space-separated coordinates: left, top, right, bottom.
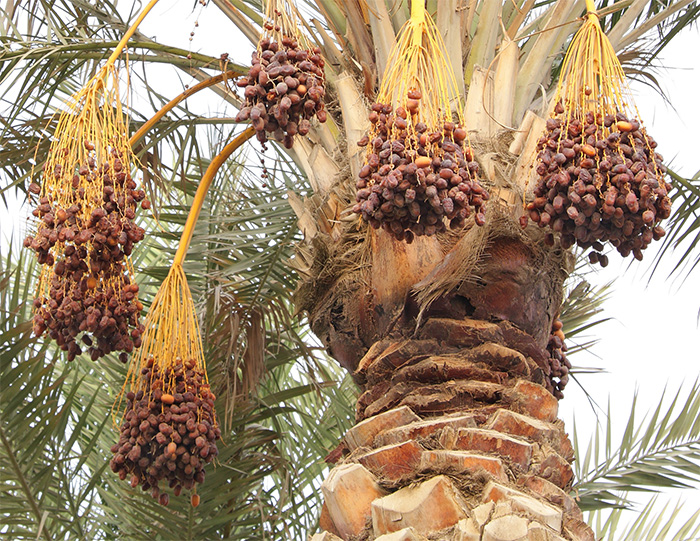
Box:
25, 146, 149, 361
546, 318, 571, 400
525, 106, 670, 264
236, 32, 326, 148
110, 357, 220, 506
353, 91, 488, 241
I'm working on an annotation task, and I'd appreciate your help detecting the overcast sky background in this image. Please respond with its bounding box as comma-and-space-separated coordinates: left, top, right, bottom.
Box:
2, 1, 699, 531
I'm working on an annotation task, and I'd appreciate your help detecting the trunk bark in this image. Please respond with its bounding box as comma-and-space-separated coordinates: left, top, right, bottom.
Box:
306, 225, 594, 541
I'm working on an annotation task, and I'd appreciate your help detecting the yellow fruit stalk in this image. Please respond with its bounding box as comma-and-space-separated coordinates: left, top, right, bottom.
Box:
26, 0, 160, 362
111, 127, 254, 505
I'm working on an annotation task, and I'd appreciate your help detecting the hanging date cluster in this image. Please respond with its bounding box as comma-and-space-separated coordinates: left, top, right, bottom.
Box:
236, 31, 326, 149
110, 357, 220, 506
524, 106, 671, 264
25, 146, 148, 361
353, 91, 488, 242
546, 318, 571, 400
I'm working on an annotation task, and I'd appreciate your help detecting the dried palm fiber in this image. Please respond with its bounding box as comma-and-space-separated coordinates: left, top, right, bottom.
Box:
235, 0, 327, 148
524, 0, 671, 265
23, 0, 162, 362
110, 127, 255, 506
352, 0, 488, 242
403, 127, 571, 344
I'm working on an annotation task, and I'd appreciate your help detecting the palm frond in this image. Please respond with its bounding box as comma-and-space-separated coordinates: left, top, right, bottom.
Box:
559, 253, 614, 357
614, 1, 700, 61
256, 354, 357, 539
648, 169, 700, 283
0, 245, 108, 540
590, 495, 700, 541
573, 381, 700, 511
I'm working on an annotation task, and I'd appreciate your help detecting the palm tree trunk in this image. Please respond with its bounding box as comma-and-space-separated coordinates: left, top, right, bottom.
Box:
306, 227, 595, 540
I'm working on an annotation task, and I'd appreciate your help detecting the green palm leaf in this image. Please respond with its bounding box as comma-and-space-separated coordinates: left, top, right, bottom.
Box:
573, 381, 700, 511
591, 496, 700, 541
649, 170, 700, 282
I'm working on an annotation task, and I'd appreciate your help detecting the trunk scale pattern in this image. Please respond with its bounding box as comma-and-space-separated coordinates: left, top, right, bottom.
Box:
306, 229, 593, 540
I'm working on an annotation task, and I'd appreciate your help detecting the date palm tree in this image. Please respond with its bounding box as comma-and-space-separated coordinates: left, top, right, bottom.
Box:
2, 1, 700, 539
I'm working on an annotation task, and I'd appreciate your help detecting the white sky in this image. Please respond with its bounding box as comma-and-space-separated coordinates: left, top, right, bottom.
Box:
2, 0, 699, 531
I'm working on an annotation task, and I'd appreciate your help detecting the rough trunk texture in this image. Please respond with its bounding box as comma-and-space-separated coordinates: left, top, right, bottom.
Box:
307, 225, 593, 540
314, 324, 593, 540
